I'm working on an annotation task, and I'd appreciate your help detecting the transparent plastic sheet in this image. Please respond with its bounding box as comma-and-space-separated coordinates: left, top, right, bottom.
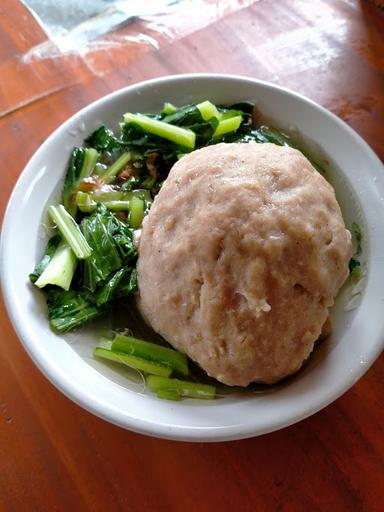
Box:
0, 0, 256, 118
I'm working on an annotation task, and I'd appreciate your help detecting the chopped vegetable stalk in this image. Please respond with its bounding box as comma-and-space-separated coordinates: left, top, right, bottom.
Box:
129, 197, 144, 229
161, 102, 177, 115
146, 375, 216, 400
80, 148, 100, 181
92, 190, 126, 201
35, 240, 77, 290
98, 338, 113, 350
94, 347, 172, 377
76, 192, 131, 213
102, 151, 131, 179
130, 189, 152, 207
76, 191, 96, 212
48, 204, 92, 259
63, 147, 99, 216
92, 189, 151, 203
197, 100, 221, 121
110, 334, 189, 376
102, 200, 131, 211
213, 116, 242, 138
123, 113, 196, 150
141, 176, 157, 189
156, 389, 181, 401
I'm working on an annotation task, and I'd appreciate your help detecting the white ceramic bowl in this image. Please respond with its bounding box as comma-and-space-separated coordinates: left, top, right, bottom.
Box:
1, 74, 384, 442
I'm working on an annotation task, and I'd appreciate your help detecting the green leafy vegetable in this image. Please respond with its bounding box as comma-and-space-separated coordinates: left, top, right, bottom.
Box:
29, 234, 61, 283
223, 101, 255, 114
113, 267, 137, 298
47, 289, 102, 333
86, 126, 123, 152
160, 103, 201, 125
95, 267, 135, 306
140, 176, 156, 190
349, 222, 363, 280
349, 258, 362, 281
121, 176, 142, 191
81, 207, 123, 291
352, 222, 363, 257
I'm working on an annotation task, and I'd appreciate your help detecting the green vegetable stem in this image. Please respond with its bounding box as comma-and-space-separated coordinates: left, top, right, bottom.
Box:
34, 240, 77, 291
102, 151, 131, 180
146, 375, 216, 400
110, 334, 189, 376
94, 347, 172, 377
123, 113, 196, 150
128, 197, 144, 229
48, 204, 92, 259
63, 147, 99, 216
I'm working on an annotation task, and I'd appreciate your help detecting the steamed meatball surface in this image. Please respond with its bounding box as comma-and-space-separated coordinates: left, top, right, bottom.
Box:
137, 143, 352, 386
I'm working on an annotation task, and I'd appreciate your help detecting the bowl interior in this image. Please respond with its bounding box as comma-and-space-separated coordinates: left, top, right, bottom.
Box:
2, 75, 384, 441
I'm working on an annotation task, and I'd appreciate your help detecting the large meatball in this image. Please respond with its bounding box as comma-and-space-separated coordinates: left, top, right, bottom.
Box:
137, 143, 352, 386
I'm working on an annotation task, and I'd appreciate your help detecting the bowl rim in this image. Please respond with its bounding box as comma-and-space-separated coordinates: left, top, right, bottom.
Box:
1, 73, 384, 442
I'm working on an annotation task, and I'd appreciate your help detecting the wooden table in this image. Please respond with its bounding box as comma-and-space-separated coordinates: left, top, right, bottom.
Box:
1, 1, 383, 510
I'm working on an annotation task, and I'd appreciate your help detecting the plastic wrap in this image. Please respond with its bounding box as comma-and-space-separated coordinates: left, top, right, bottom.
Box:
0, 0, 255, 118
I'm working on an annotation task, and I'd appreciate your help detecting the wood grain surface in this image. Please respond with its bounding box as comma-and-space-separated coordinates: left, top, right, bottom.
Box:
1, 1, 384, 511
